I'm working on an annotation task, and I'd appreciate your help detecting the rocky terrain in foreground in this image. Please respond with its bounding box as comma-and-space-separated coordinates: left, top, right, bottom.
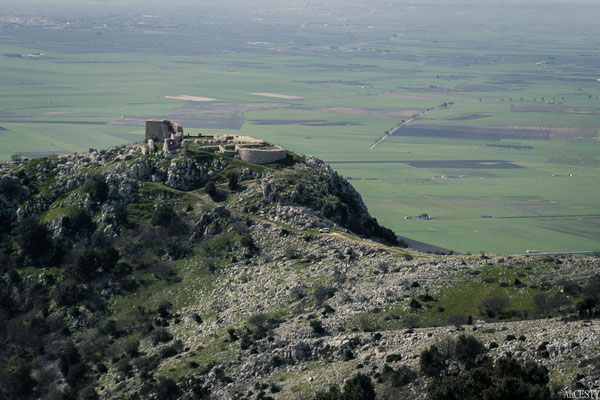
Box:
1, 142, 599, 399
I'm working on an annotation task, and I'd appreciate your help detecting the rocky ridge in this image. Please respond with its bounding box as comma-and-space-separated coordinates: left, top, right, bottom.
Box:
0, 143, 599, 400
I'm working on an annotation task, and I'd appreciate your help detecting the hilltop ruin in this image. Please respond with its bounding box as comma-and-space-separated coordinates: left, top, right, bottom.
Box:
144, 119, 287, 164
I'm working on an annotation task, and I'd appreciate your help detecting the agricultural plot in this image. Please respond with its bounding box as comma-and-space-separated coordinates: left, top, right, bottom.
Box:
1, 2, 599, 253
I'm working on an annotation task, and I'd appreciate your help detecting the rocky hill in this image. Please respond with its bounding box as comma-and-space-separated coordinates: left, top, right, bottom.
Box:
1, 142, 599, 400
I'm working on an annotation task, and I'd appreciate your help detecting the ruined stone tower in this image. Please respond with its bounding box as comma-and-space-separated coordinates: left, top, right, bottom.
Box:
145, 120, 183, 142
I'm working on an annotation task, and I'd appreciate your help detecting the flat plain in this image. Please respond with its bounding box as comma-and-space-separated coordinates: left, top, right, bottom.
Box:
1, 2, 599, 253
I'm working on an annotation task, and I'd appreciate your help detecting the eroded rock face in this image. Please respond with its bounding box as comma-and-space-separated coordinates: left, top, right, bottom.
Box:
0, 146, 227, 229
232, 159, 399, 245
190, 207, 231, 241
0, 173, 32, 230
165, 158, 208, 191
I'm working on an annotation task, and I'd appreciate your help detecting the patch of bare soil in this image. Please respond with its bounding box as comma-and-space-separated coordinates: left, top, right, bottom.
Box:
294, 80, 371, 87
164, 95, 216, 102
447, 114, 492, 121
109, 102, 287, 130
315, 107, 420, 118
326, 160, 524, 169
249, 119, 361, 126
0, 110, 78, 118
511, 106, 600, 115
248, 92, 303, 99
395, 124, 553, 141
108, 117, 155, 127
0, 80, 69, 89
377, 92, 437, 99
548, 127, 598, 140
0, 120, 106, 125
396, 124, 596, 141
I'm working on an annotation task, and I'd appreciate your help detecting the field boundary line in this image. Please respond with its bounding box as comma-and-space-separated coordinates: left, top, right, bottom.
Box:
369, 110, 431, 150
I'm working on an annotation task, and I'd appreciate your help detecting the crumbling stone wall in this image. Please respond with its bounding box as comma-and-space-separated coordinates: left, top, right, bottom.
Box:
237, 146, 287, 164
145, 120, 183, 142
163, 138, 178, 152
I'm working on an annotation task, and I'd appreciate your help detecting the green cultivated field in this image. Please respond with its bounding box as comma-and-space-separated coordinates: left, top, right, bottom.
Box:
1, 2, 599, 253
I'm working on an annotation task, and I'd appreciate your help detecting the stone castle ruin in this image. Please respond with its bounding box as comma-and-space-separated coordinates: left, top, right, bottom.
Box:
145, 119, 183, 142
143, 119, 287, 164
236, 144, 287, 164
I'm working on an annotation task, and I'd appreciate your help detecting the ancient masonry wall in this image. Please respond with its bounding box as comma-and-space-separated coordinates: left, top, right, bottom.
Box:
145, 120, 183, 142
237, 146, 287, 164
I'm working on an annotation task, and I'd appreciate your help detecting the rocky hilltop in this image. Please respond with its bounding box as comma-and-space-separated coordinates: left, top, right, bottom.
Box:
0, 143, 397, 245
1, 142, 599, 400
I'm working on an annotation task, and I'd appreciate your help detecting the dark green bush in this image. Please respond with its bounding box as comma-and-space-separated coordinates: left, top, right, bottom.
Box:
154, 377, 179, 400
53, 280, 86, 307
152, 203, 176, 227
83, 174, 108, 203
428, 356, 557, 400
63, 208, 95, 236
124, 341, 140, 357
381, 364, 416, 388
95, 362, 108, 373
78, 386, 99, 400
420, 335, 486, 377
314, 285, 336, 305
420, 344, 446, 378
409, 299, 422, 311
227, 328, 238, 342
479, 295, 509, 318
313, 373, 375, 400
150, 327, 172, 345
17, 217, 52, 264
3, 360, 35, 398
205, 180, 226, 201
454, 334, 486, 370
342, 349, 354, 361
113, 358, 132, 376
270, 355, 284, 368
59, 344, 81, 374
70, 243, 119, 280
240, 234, 256, 251
310, 319, 325, 335
159, 344, 179, 359
227, 173, 239, 190
342, 373, 376, 400
385, 354, 402, 363
192, 313, 203, 324
577, 297, 599, 318
205, 180, 217, 196
99, 319, 122, 338
113, 206, 129, 227
448, 313, 468, 328
65, 362, 87, 387
157, 301, 173, 319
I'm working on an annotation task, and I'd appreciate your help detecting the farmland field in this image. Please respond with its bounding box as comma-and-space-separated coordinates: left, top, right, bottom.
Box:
1, 1, 599, 253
